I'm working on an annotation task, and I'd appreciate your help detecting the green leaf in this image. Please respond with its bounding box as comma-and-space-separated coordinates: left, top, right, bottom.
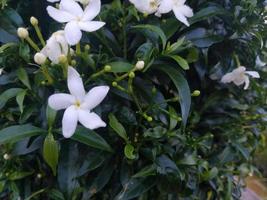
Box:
109, 113, 128, 142
124, 144, 136, 160
108, 61, 133, 73
169, 106, 178, 130
177, 155, 197, 165
46, 105, 57, 128
133, 165, 157, 178
189, 6, 226, 25
43, 133, 59, 176
16, 89, 26, 113
144, 126, 167, 139
115, 177, 156, 200
0, 88, 24, 109
154, 66, 191, 126
17, 67, 31, 89
132, 24, 167, 49
166, 55, 190, 70
201, 167, 218, 181
0, 124, 46, 145
8, 171, 33, 181
71, 127, 113, 152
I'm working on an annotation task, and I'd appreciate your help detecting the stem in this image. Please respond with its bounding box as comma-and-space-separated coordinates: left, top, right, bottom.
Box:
76, 43, 81, 55
122, 6, 127, 59
233, 53, 241, 67
33, 25, 45, 47
128, 77, 142, 113
41, 65, 53, 84
25, 37, 40, 51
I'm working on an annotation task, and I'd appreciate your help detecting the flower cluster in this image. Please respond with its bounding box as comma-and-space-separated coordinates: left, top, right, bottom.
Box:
15, 0, 261, 139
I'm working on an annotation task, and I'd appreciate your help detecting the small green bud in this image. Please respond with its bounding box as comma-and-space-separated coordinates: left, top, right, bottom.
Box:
192, 90, 201, 97
104, 65, 112, 72
152, 87, 157, 94
112, 82, 118, 87
147, 116, 153, 122
84, 44, 90, 51
41, 81, 46, 85
58, 54, 68, 64
71, 60, 77, 66
30, 16, 38, 26
129, 72, 135, 78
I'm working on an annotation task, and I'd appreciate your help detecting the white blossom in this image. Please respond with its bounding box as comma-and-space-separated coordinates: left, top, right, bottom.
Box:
156, 0, 193, 26
40, 30, 68, 64
47, 0, 105, 45
221, 66, 260, 90
129, 0, 160, 14
48, 66, 109, 138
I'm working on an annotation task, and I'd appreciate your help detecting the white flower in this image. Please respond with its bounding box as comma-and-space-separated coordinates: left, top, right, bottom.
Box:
129, 0, 160, 14
47, 0, 90, 6
48, 66, 109, 138
0, 68, 3, 76
47, 0, 105, 45
221, 66, 260, 90
40, 30, 69, 64
156, 0, 193, 26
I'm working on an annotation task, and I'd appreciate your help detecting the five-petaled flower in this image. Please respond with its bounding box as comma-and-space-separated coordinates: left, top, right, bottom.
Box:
48, 66, 109, 138
221, 66, 260, 90
156, 0, 193, 26
47, 0, 105, 45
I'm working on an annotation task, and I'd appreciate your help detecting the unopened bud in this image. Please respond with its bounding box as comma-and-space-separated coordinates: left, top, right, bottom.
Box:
17, 27, 29, 39
58, 54, 68, 64
104, 65, 112, 72
71, 60, 77, 66
135, 61, 145, 70
37, 173, 42, 179
192, 90, 201, 97
34, 53, 46, 65
112, 82, 118, 87
30, 17, 38, 26
129, 72, 135, 78
3, 153, 11, 160
84, 44, 90, 51
147, 116, 153, 122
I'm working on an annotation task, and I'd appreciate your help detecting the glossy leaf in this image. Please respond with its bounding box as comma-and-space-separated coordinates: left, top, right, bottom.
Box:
17, 67, 31, 89
0, 88, 24, 110
109, 113, 128, 142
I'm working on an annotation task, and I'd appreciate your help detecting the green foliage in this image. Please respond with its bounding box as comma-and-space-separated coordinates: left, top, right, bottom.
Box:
0, 0, 266, 199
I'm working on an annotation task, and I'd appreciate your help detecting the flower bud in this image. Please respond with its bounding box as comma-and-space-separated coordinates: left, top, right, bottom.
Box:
104, 65, 112, 72
129, 72, 135, 78
37, 173, 42, 179
85, 44, 90, 51
192, 90, 201, 97
147, 116, 153, 122
34, 53, 46, 65
135, 61, 145, 70
17, 27, 29, 39
3, 153, 11, 160
30, 16, 38, 26
112, 81, 118, 87
58, 54, 68, 64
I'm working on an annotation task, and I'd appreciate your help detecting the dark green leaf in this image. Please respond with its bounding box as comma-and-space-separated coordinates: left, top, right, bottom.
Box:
71, 127, 113, 152
17, 67, 31, 89
166, 55, 190, 70
46, 105, 57, 128
108, 61, 133, 73
0, 88, 24, 110
124, 144, 136, 160
0, 124, 46, 145
43, 133, 59, 176
16, 89, 26, 113
109, 113, 128, 141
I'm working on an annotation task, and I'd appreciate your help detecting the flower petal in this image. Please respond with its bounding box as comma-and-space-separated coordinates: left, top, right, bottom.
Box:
47, 6, 75, 23
78, 110, 106, 129
62, 105, 78, 138
173, 7, 190, 26
245, 71, 260, 78
47, 0, 60, 2
78, 21, 105, 32
82, 86, 109, 110
82, 0, 101, 21
64, 21, 82, 45
221, 73, 234, 83
158, 0, 173, 14
48, 93, 75, 110
60, 0, 83, 17
179, 5, 193, 17
67, 66, 86, 99
243, 76, 250, 90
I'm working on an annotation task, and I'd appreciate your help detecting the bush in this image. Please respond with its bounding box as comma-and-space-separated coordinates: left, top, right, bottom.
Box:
0, 0, 266, 199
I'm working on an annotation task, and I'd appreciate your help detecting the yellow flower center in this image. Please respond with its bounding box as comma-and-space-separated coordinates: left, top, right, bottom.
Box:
74, 100, 81, 108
